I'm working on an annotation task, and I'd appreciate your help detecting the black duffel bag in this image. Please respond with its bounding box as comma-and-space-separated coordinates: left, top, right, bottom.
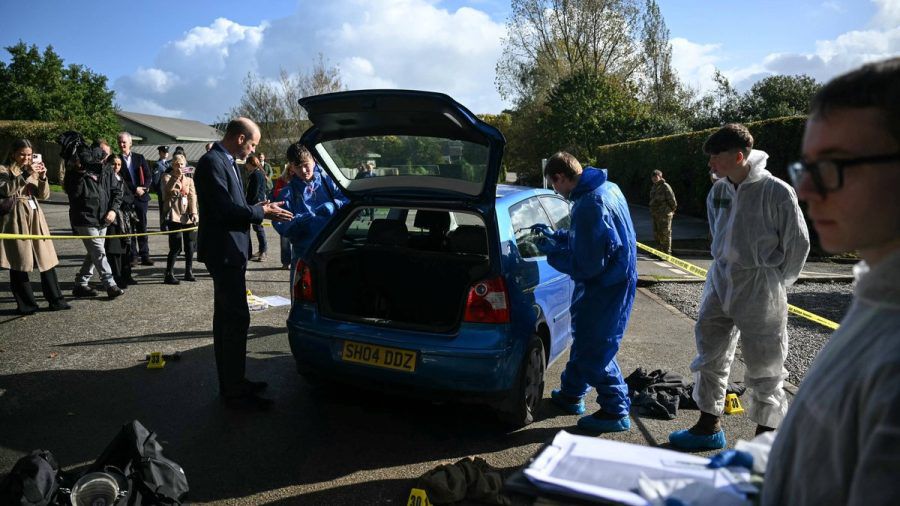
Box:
0, 450, 69, 506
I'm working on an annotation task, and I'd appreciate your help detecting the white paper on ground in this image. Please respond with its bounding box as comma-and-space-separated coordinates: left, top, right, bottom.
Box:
259, 295, 291, 307
523, 431, 754, 505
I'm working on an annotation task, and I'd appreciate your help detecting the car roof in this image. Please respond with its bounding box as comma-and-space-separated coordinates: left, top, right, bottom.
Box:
496, 184, 557, 202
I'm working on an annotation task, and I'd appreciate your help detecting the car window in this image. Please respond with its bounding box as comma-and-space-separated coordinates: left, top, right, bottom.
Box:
509, 197, 552, 259
540, 195, 572, 230
319, 136, 490, 184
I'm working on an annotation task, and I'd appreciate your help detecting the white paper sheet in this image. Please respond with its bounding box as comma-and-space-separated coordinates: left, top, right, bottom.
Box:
259, 295, 292, 307
523, 431, 753, 505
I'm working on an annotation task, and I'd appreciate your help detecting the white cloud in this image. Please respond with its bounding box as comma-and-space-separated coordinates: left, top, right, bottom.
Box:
113, 1, 507, 122
672, 0, 900, 95
670, 38, 721, 94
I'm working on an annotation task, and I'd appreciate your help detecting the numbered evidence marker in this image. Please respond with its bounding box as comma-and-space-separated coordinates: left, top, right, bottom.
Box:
407, 488, 431, 506
724, 393, 744, 415
147, 351, 166, 369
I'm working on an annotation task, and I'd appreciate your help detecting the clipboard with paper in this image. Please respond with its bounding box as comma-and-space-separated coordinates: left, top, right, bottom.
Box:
522, 431, 756, 506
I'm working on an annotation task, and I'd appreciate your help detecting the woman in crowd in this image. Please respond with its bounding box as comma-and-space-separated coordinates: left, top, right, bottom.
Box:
244, 154, 268, 262
161, 154, 198, 284
104, 154, 137, 288
0, 139, 70, 314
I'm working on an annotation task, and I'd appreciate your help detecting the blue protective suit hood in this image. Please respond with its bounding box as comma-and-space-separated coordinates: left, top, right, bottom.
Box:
569, 166, 608, 201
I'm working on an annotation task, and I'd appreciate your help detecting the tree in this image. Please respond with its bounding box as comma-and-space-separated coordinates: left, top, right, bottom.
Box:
638, 0, 693, 134
496, 0, 644, 105
0, 42, 118, 142
540, 70, 647, 160
740, 74, 820, 121
229, 54, 344, 160
689, 69, 743, 130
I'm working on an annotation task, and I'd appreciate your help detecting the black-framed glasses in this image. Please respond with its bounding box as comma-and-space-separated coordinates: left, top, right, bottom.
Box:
787, 152, 900, 194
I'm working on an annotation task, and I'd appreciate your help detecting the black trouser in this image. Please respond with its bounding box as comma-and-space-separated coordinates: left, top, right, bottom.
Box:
206, 263, 250, 395
157, 194, 168, 232
250, 223, 267, 254
9, 268, 64, 312
109, 242, 133, 286
131, 199, 150, 261
166, 222, 195, 274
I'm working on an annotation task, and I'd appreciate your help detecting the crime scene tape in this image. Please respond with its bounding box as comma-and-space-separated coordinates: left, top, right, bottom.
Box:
637, 241, 840, 331
0, 227, 199, 240
0, 222, 272, 240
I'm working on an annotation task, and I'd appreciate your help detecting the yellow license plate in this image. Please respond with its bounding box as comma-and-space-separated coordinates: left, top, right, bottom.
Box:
341, 341, 417, 372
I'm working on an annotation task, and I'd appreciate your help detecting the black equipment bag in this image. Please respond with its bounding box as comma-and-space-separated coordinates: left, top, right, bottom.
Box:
89, 420, 189, 505
0, 450, 63, 506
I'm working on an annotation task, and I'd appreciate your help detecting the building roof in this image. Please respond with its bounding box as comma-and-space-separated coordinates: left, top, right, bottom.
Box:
131, 142, 212, 164
117, 111, 222, 142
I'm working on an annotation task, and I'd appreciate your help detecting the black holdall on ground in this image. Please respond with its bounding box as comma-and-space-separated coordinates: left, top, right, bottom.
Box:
89, 420, 189, 505
0, 449, 67, 506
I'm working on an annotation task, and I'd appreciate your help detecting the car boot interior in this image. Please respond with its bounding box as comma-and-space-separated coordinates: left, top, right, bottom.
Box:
316, 210, 491, 331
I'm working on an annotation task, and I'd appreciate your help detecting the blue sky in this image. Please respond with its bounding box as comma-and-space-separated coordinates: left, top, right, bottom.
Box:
1, 0, 897, 122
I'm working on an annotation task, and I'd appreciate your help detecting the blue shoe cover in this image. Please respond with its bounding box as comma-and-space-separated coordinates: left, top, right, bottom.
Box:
668, 429, 726, 450
577, 414, 631, 433
550, 389, 585, 415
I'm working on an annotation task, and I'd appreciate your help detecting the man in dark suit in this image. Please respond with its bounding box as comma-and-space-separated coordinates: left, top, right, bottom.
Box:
117, 132, 154, 266
194, 117, 292, 411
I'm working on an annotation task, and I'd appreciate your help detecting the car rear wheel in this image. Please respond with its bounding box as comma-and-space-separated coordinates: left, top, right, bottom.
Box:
498, 334, 545, 428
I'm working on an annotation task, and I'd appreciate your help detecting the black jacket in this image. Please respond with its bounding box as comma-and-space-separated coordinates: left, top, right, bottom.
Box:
245, 168, 267, 205
194, 143, 263, 267
119, 152, 152, 203
64, 165, 123, 228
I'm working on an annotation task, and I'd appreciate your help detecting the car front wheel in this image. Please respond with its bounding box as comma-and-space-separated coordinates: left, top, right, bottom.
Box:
497, 334, 545, 428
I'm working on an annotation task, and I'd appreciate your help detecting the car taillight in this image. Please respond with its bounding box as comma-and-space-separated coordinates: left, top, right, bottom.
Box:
293, 259, 315, 303
463, 276, 510, 323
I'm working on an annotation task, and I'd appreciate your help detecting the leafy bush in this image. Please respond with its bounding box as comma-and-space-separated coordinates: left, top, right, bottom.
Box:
592, 116, 807, 218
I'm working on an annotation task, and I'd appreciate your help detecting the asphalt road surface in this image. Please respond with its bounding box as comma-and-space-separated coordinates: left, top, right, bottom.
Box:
1, 196, 800, 504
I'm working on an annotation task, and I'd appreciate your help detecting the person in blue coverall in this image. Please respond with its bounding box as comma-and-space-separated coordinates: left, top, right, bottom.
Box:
273, 142, 347, 284
534, 151, 638, 434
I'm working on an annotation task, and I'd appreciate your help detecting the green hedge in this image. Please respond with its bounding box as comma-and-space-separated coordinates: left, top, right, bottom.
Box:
591, 116, 807, 218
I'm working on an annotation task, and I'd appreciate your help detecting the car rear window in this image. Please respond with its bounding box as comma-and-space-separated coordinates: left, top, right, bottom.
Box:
319, 135, 490, 184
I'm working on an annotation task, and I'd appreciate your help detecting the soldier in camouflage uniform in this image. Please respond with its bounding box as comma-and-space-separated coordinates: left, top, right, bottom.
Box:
649, 169, 677, 253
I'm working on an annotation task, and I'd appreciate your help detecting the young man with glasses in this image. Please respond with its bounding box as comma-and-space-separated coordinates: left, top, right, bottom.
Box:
668, 123, 810, 450
748, 57, 900, 506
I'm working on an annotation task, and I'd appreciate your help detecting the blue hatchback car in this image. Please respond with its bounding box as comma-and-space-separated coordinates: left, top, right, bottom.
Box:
286, 90, 574, 426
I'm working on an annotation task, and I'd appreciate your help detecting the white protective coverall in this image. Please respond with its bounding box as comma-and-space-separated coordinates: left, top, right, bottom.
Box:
761, 250, 900, 505
692, 150, 810, 428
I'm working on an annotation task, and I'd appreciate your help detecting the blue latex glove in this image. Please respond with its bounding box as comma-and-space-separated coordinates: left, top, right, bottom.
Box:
535, 236, 557, 255
529, 223, 554, 239
707, 449, 754, 470
315, 202, 336, 217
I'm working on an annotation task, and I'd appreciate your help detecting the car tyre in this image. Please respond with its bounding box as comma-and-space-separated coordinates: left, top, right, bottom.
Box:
498, 334, 545, 428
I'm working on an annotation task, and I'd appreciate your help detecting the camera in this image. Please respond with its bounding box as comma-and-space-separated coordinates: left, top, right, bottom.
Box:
32, 153, 42, 164
58, 130, 105, 173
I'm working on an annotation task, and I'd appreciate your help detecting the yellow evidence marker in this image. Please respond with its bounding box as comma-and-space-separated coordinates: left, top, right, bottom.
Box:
147, 351, 166, 369
724, 393, 744, 415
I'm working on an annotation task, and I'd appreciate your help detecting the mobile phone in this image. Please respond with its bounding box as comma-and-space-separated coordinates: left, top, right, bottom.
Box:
32, 153, 42, 164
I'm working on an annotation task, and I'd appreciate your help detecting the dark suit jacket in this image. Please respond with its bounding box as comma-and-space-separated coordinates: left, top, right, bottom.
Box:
194, 143, 264, 267
120, 152, 152, 203
245, 168, 267, 205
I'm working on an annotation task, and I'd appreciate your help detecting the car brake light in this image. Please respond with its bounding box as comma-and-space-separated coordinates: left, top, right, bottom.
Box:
463, 276, 510, 323
293, 259, 315, 302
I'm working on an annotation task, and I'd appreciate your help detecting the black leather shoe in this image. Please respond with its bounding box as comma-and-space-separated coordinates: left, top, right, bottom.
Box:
72, 285, 97, 298
125, 277, 138, 286
244, 379, 269, 393
141, 258, 155, 266
47, 300, 72, 311
183, 272, 196, 282
17, 305, 38, 315
164, 272, 180, 285
222, 392, 273, 412
106, 286, 125, 299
